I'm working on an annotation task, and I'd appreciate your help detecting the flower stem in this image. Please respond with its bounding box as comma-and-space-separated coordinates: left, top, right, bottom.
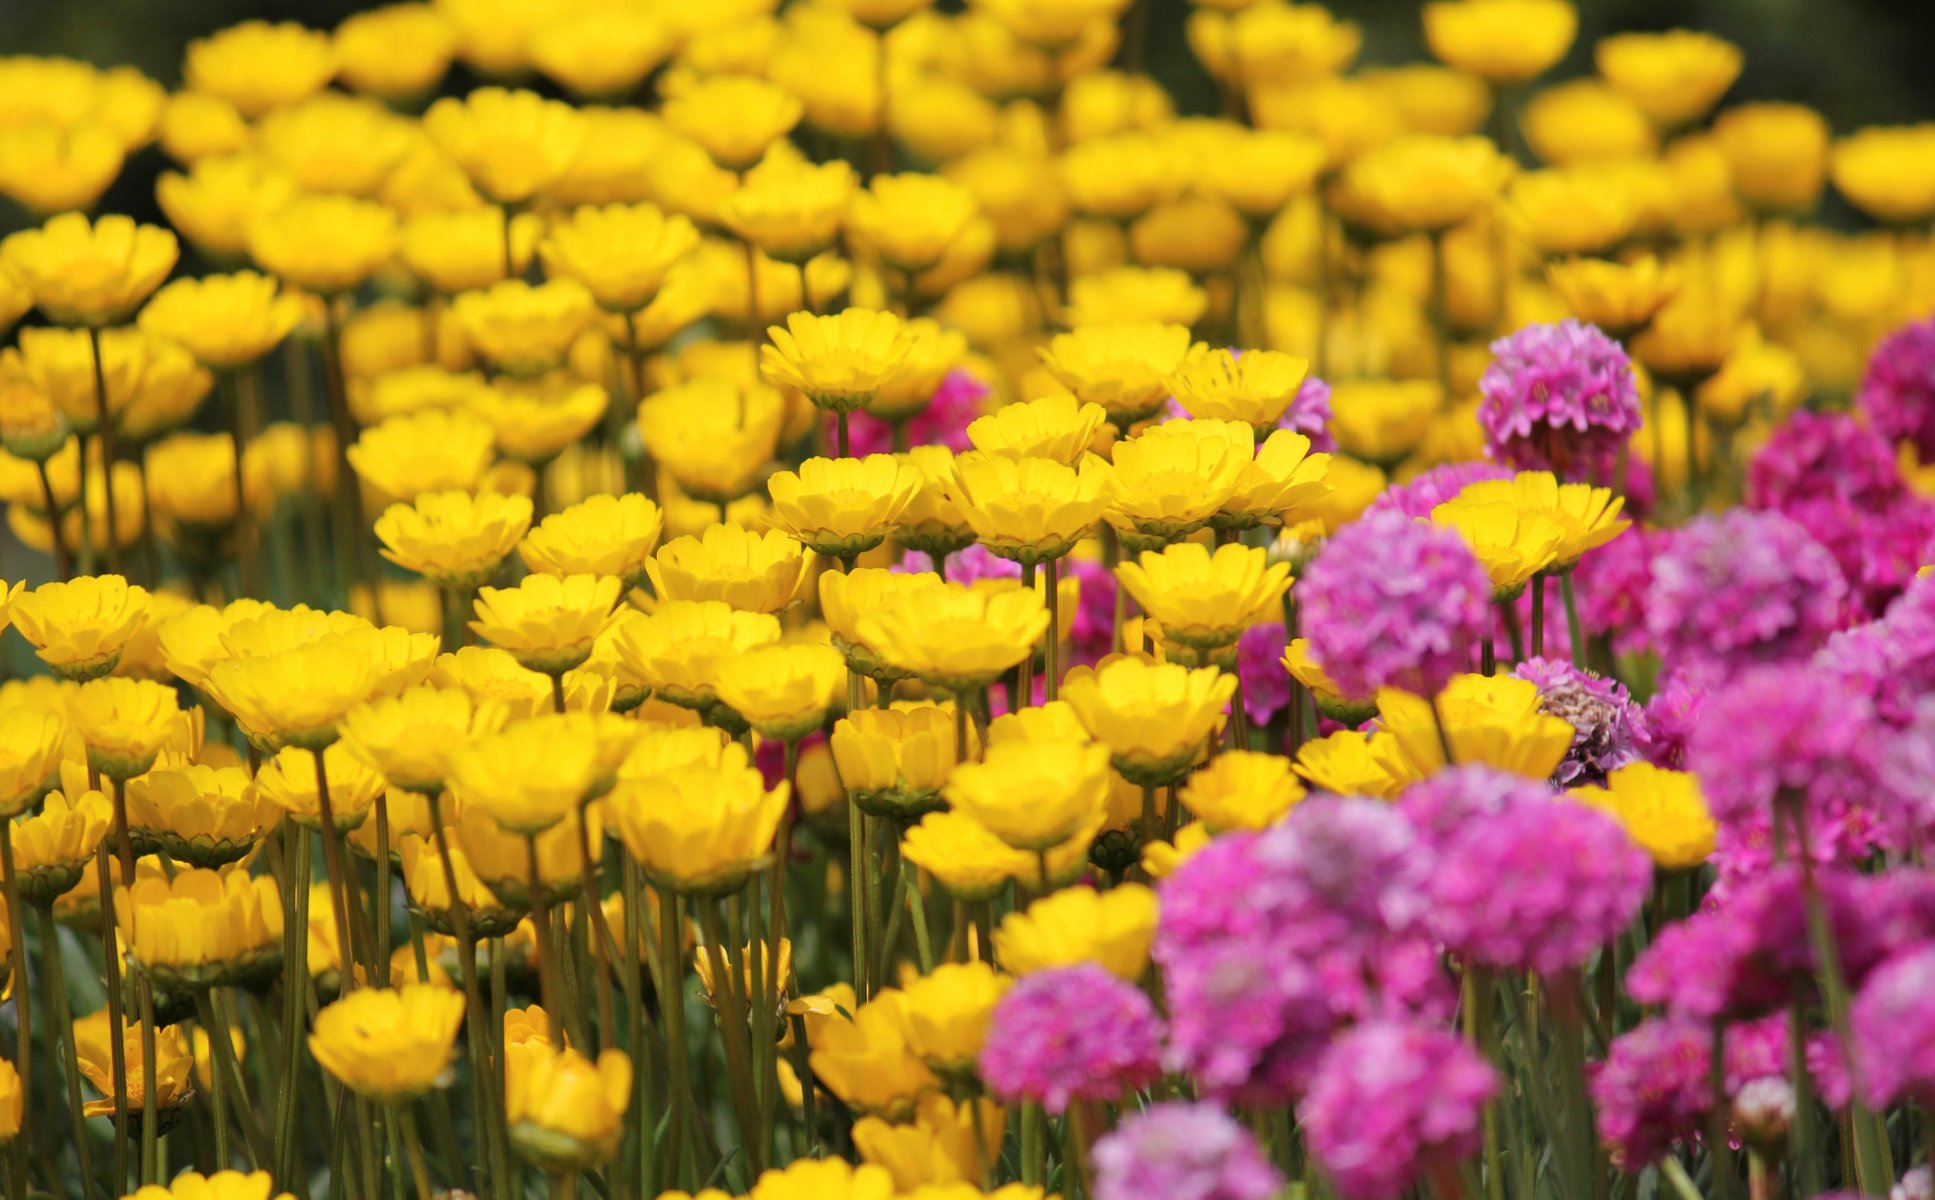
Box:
35, 458, 70, 581
1530, 574, 1546, 659
273, 825, 310, 1187
35, 902, 98, 1199
1044, 556, 1061, 702
0, 822, 31, 1181
311, 749, 367, 985
87, 326, 122, 575
194, 990, 232, 1169
525, 835, 565, 1044
398, 1104, 434, 1200
698, 898, 764, 1179
654, 888, 691, 1191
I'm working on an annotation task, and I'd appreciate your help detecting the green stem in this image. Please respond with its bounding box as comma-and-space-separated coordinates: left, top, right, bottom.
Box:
0, 823, 30, 1186
526, 836, 565, 1044
36, 903, 98, 1199
905, 865, 935, 974
195, 990, 233, 1169
655, 891, 692, 1191
1708, 1022, 1735, 1200
399, 1104, 434, 1200
274, 826, 311, 1187
1560, 574, 1584, 669
697, 899, 764, 1179
1530, 575, 1546, 659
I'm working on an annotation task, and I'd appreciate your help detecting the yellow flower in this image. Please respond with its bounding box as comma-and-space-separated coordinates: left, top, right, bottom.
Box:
762, 308, 917, 413
831, 704, 967, 820
806, 989, 939, 1120
1142, 820, 1214, 881
1333, 134, 1512, 237
471, 376, 608, 465
0, 124, 124, 216
125, 1171, 294, 1200
609, 600, 779, 713
608, 756, 789, 895
746, 1158, 896, 1200
721, 156, 856, 265
849, 173, 980, 273
1629, 285, 1745, 386
715, 643, 845, 742
871, 319, 969, 423
506, 1042, 632, 1171
75, 1010, 194, 1117
1830, 125, 1935, 226
184, 20, 335, 117
900, 810, 1030, 902
374, 488, 532, 589
0, 1058, 21, 1142
256, 741, 387, 830
1429, 497, 1564, 599
1375, 674, 1576, 784
1327, 381, 1442, 467
1061, 266, 1200, 329
1105, 419, 1252, 544
453, 798, 598, 907
964, 395, 1107, 467
648, 524, 811, 615
246, 193, 399, 296
1453, 472, 1629, 568
1570, 762, 1716, 869
157, 91, 251, 164
1116, 542, 1290, 651
137, 271, 303, 371
1038, 322, 1191, 424
429, 646, 614, 720
424, 87, 585, 206
333, 5, 458, 100
124, 764, 277, 867
400, 833, 518, 938
1519, 81, 1655, 167
1062, 657, 1236, 786
309, 984, 465, 1103
1219, 430, 1334, 532
207, 628, 382, 752
857, 580, 1049, 693
71, 676, 180, 781
471, 573, 622, 676
0, 213, 177, 327
399, 208, 540, 295
1546, 255, 1679, 337
156, 154, 296, 262
661, 75, 802, 173
11, 574, 150, 679
818, 566, 945, 681
1422, 0, 1575, 84
994, 882, 1156, 980
342, 685, 508, 796
529, 7, 671, 97
541, 203, 699, 313
949, 452, 1109, 566
515, 494, 662, 588
452, 279, 596, 378
13, 787, 109, 904
1713, 102, 1830, 216
1505, 167, 1640, 259
1697, 331, 1808, 430
448, 713, 605, 835
767, 454, 921, 559
1165, 347, 1311, 433
637, 377, 785, 504
854, 1095, 1002, 1191
1280, 637, 1376, 724
254, 92, 416, 197
1595, 30, 1742, 129
117, 865, 282, 990
944, 739, 1108, 853
898, 963, 1010, 1076
1168, 750, 1308, 836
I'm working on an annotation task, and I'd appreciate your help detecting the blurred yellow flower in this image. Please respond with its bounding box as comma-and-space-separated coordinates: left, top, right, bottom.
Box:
805, 989, 939, 1121
542, 203, 699, 313
0, 212, 177, 327
1334, 134, 1511, 237
1713, 102, 1830, 215
349, 409, 497, 511
506, 1041, 632, 1171
452, 279, 597, 378
424, 87, 586, 206
1519, 80, 1655, 167
663, 75, 802, 172
1375, 674, 1576, 784
608, 756, 788, 895
449, 713, 603, 834
184, 20, 335, 118
1422, 0, 1575, 85
1830, 125, 1935, 226
309, 983, 465, 1103
1595, 30, 1742, 129
849, 174, 981, 273
994, 882, 1156, 980
247, 193, 398, 296
76, 1010, 194, 1117
400, 208, 539, 295
333, 4, 458, 100
1570, 761, 1716, 869
1546, 254, 1679, 337
1038, 322, 1191, 423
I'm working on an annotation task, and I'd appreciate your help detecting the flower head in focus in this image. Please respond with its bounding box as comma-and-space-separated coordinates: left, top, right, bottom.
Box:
376, 489, 533, 589
762, 308, 918, 414
471, 573, 622, 676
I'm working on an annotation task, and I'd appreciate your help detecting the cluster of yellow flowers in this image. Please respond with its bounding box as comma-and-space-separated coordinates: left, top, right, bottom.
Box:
0, 0, 1895, 1196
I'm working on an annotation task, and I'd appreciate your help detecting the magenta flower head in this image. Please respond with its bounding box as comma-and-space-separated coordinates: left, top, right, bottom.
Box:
1424, 789, 1652, 975
1092, 1102, 1284, 1200
1477, 319, 1642, 480
1857, 316, 1935, 461
1399, 764, 1555, 848
1513, 657, 1648, 787
834, 366, 986, 455
1365, 461, 1514, 521
1300, 1019, 1497, 1200
977, 962, 1162, 1113
1591, 1017, 1712, 1168
1570, 523, 1659, 655
1645, 509, 1848, 677
1284, 375, 1336, 451
1686, 663, 1876, 833
1747, 410, 1904, 515
1299, 511, 1492, 699
1850, 942, 1935, 1109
